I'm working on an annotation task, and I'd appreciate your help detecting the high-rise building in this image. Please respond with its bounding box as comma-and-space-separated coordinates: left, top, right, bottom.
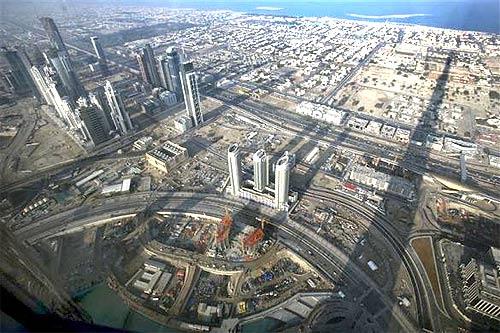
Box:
104, 81, 133, 135
90, 36, 109, 76
77, 103, 110, 146
275, 152, 291, 210
0, 47, 37, 95
253, 149, 269, 192
164, 47, 183, 100
180, 62, 203, 127
31, 65, 54, 105
157, 55, 170, 91
227, 144, 242, 196
88, 88, 112, 134
136, 44, 160, 87
30, 64, 76, 126
48, 50, 85, 99
39, 17, 67, 54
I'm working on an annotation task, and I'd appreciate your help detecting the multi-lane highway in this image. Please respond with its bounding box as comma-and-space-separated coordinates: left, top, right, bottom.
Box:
208, 89, 499, 196
15, 191, 420, 331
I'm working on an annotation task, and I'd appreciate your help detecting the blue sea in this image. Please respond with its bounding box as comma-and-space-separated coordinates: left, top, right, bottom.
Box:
116, 0, 499, 33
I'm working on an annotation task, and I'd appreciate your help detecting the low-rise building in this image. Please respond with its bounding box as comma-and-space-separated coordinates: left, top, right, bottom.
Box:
349, 164, 415, 199
159, 90, 177, 106
133, 136, 153, 151
173, 115, 193, 133
146, 141, 188, 173
101, 178, 131, 195
365, 120, 383, 135
461, 258, 500, 321
394, 128, 411, 143
488, 155, 500, 169
295, 101, 346, 126
380, 124, 397, 138
347, 117, 369, 131
426, 135, 444, 151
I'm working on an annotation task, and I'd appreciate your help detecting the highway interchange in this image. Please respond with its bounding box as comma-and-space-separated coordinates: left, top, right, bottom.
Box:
14, 190, 422, 332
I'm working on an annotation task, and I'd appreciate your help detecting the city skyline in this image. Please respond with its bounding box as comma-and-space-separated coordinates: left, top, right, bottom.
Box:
0, 3, 499, 333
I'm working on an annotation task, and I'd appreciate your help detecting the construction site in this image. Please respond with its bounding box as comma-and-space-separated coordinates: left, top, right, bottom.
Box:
152, 210, 274, 262
433, 195, 500, 246
95, 208, 330, 329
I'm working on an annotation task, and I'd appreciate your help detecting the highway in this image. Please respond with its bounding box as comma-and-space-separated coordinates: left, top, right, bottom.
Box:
208, 89, 499, 196
302, 187, 442, 331
14, 191, 419, 331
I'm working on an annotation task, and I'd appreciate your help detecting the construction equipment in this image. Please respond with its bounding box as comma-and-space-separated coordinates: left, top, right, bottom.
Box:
243, 218, 267, 248
216, 209, 233, 243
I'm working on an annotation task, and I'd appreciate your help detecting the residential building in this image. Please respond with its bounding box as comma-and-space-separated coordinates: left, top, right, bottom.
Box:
227, 144, 242, 196
253, 149, 269, 192
275, 152, 291, 210
104, 81, 133, 135
180, 62, 203, 126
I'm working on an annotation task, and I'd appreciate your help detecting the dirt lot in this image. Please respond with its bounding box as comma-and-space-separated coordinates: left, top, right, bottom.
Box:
411, 236, 444, 310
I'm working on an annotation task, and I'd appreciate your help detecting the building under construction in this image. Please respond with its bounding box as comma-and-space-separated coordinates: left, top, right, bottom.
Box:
243, 219, 266, 252
215, 210, 233, 250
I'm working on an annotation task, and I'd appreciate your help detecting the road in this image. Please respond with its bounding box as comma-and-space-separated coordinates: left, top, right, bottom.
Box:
14, 191, 422, 331
0, 99, 38, 180
302, 187, 442, 331
320, 41, 385, 104
208, 89, 499, 196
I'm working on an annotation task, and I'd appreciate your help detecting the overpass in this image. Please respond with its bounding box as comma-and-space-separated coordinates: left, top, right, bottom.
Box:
15, 191, 420, 332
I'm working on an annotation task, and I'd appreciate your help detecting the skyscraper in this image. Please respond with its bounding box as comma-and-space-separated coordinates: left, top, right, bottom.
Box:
104, 81, 133, 135
31, 65, 54, 105
77, 103, 110, 146
136, 44, 160, 87
90, 36, 109, 76
227, 144, 242, 196
39, 17, 68, 54
253, 149, 269, 192
30, 64, 77, 126
88, 88, 112, 134
164, 47, 183, 101
0, 47, 37, 95
275, 152, 291, 210
48, 50, 86, 99
157, 55, 171, 91
180, 62, 203, 127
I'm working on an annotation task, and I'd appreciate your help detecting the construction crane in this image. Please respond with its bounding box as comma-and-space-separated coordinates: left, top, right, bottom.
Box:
243, 218, 267, 248
216, 208, 233, 243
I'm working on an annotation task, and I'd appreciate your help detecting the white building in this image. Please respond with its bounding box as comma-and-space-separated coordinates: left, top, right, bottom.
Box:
394, 128, 411, 143
295, 101, 345, 126
227, 144, 242, 196
426, 135, 444, 151
275, 152, 291, 211
159, 90, 177, 106
253, 149, 269, 192
365, 120, 383, 135
173, 115, 193, 133
104, 80, 133, 135
180, 62, 203, 126
349, 164, 415, 200
347, 117, 369, 131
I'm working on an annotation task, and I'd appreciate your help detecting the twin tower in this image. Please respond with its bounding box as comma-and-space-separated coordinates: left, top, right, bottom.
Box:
227, 144, 291, 211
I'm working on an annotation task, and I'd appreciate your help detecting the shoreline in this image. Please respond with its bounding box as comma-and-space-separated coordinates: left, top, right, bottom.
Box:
88, 3, 499, 35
